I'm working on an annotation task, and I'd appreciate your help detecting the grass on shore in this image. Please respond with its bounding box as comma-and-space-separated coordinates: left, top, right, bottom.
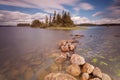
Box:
46, 26, 87, 30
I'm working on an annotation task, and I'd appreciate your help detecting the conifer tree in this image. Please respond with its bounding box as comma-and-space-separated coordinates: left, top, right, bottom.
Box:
45, 15, 48, 27
52, 11, 56, 24
49, 14, 52, 26
56, 13, 62, 25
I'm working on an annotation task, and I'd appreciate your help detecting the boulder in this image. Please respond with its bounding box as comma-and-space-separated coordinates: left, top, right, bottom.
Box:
70, 54, 85, 65
58, 40, 66, 47
92, 67, 102, 78
102, 73, 112, 80
44, 72, 77, 80
80, 73, 89, 80
66, 64, 81, 77
69, 44, 76, 51
60, 45, 69, 52
55, 55, 66, 64
82, 63, 94, 74
89, 78, 101, 80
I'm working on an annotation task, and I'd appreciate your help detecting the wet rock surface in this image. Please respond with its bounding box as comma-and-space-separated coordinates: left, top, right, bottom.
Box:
80, 73, 89, 80
102, 73, 112, 80
70, 54, 85, 65
66, 64, 81, 76
82, 63, 94, 74
93, 67, 102, 78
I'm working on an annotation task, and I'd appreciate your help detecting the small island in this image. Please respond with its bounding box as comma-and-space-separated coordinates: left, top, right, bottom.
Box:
17, 11, 76, 30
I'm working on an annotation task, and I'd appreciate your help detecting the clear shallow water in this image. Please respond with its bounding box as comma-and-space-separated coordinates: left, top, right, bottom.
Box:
0, 26, 120, 80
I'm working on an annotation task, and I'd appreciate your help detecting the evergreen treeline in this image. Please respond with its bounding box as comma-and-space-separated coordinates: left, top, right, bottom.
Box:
31, 11, 74, 28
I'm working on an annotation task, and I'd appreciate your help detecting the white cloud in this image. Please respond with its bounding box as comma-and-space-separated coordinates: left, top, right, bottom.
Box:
0, 10, 48, 25
74, 2, 94, 11
0, 0, 78, 13
72, 15, 120, 24
92, 11, 103, 17
94, 18, 120, 24
71, 16, 91, 24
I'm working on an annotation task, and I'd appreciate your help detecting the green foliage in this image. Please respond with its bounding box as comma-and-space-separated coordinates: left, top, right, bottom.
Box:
100, 61, 108, 66
17, 23, 30, 27
91, 58, 98, 63
31, 10, 75, 28
31, 19, 41, 27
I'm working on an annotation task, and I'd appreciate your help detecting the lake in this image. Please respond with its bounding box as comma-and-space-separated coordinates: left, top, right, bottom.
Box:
0, 26, 120, 80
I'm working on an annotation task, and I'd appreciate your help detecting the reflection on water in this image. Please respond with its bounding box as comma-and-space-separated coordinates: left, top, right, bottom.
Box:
0, 26, 120, 80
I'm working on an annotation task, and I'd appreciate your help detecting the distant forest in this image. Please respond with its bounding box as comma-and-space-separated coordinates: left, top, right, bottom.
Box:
17, 11, 74, 28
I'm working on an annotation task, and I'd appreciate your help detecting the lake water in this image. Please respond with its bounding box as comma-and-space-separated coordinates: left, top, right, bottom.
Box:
0, 26, 120, 80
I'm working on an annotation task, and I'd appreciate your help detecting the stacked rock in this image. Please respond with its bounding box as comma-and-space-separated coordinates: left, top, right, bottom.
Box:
44, 40, 112, 80
58, 40, 77, 58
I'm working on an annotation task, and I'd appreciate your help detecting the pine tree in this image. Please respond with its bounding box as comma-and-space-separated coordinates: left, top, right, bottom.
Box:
45, 15, 48, 27
56, 13, 62, 25
52, 11, 57, 24
49, 14, 52, 26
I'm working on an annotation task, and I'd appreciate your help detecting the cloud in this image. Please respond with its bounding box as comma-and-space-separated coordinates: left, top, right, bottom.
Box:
104, 0, 120, 18
93, 18, 120, 24
92, 11, 103, 17
71, 16, 91, 24
0, 10, 48, 25
72, 15, 120, 24
74, 2, 94, 11
0, 0, 78, 13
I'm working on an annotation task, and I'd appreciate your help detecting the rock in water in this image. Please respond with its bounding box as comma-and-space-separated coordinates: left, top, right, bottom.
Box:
24, 67, 34, 80
82, 63, 94, 74
93, 67, 102, 78
102, 73, 112, 80
70, 54, 85, 65
44, 72, 77, 80
66, 64, 81, 77
60, 45, 69, 52
55, 55, 66, 64
80, 73, 89, 80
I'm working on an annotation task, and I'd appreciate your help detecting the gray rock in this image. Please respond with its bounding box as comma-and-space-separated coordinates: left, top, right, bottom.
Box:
93, 67, 102, 78
70, 54, 85, 65
82, 63, 94, 74
102, 73, 112, 80
44, 72, 77, 80
66, 64, 81, 77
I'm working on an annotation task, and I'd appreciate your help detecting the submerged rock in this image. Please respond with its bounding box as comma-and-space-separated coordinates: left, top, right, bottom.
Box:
66, 64, 81, 77
102, 73, 112, 80
50, 63, 62, 72
70, 54, 85, 65
80, 73, 89, 80
24, 67, 34, 80
93, 67, 102, 78
55, 55, 66, 64
44, 72, 77, 80
82, 63, 94, 74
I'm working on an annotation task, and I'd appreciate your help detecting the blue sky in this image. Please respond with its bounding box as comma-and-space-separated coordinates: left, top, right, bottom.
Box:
0, 0, 120, 25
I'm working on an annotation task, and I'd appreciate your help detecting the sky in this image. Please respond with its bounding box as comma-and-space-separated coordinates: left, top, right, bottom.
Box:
0, 0, 120, 25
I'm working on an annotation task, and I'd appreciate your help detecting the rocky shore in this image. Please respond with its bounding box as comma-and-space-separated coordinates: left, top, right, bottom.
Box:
44, 39, 112, 80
